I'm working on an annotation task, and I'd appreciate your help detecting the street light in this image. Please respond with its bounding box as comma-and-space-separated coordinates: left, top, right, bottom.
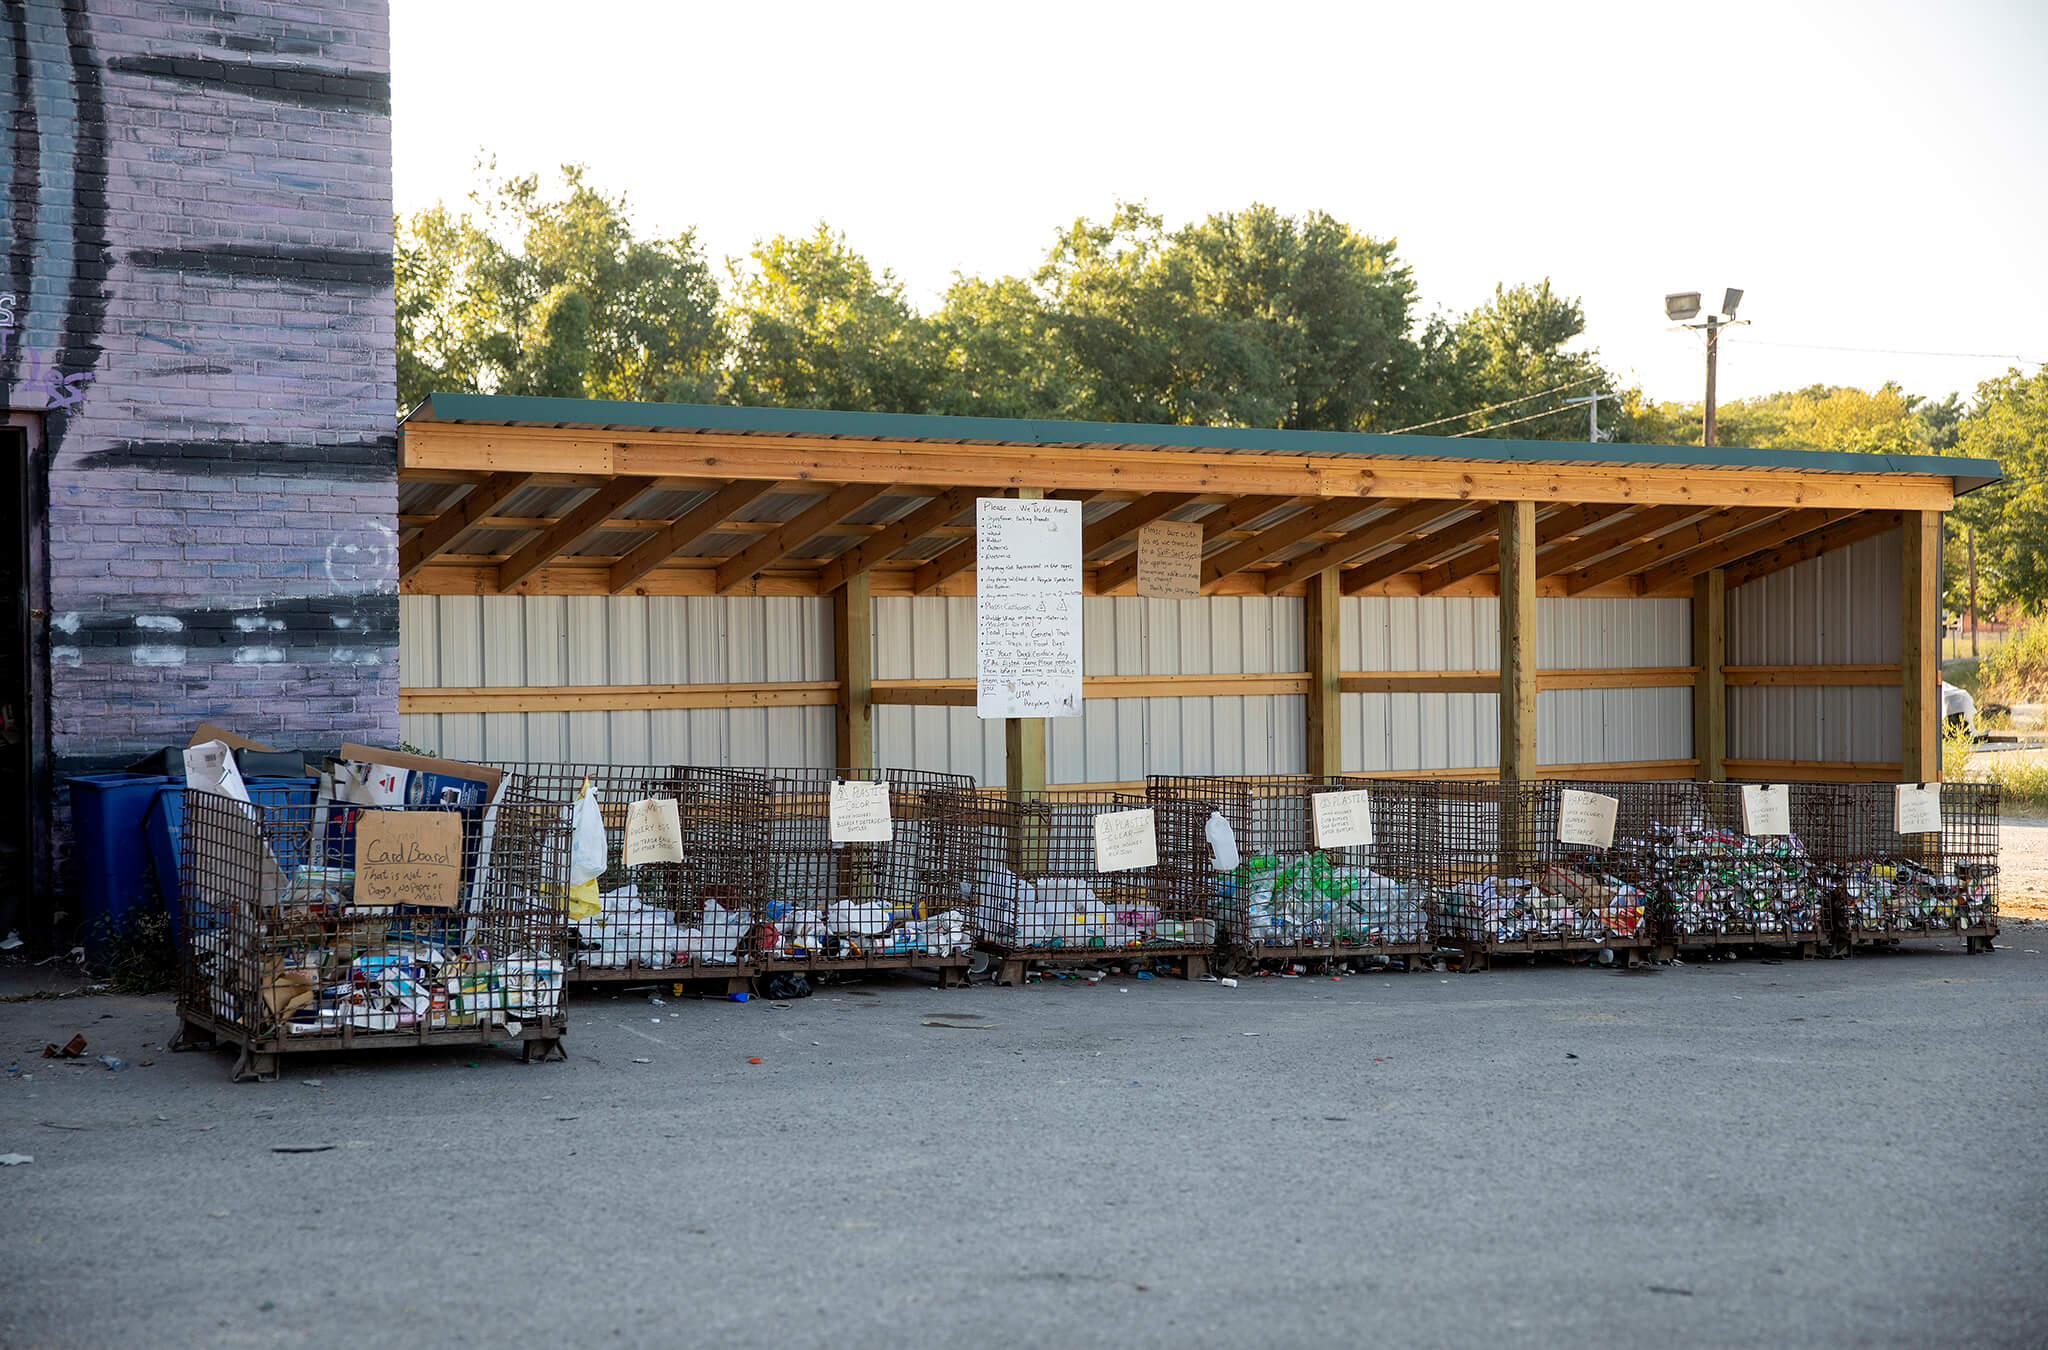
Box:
1666, 287, 1749, 446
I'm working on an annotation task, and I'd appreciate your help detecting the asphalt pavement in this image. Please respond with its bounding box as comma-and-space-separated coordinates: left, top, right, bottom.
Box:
4, 930, 2046, 1350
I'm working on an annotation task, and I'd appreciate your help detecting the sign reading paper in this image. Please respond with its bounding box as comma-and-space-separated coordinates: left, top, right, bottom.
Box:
1894, 783, 1942, 835
355, 810, 463, 909
1094, 808, 1158, 872
1311, 790, 1374, 849
976, 497, 1084, 719
1741, 784, 1791, 836
828, 780, 894, 843
1135, 519, 1203, 599
624, 797, 684, 866
1556, 789, 1619, 849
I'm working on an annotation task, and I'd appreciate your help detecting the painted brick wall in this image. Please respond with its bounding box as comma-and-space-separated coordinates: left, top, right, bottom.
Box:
3, 0, 398, 788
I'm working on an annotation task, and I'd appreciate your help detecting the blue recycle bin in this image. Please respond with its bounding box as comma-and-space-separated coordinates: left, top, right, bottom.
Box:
68, 774, 174, 949
145, 778, 321, 946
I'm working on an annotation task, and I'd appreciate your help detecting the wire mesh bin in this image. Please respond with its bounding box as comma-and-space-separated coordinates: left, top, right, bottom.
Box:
965, 789, 1212, 980
174, 782, 567, 1081
1148, 774, 1433, 967
1634, 781, 1830, 955
1376, 779, 1652, 968
1813, 782, 2000, 951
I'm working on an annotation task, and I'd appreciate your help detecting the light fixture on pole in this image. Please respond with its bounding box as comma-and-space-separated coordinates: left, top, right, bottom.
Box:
1665, 288, 1749, 446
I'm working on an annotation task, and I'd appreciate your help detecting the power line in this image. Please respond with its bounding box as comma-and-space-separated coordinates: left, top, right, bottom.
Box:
1722, 337, 2044, 366
1450, 401, 1583, 437
1386, 376, 1599, 434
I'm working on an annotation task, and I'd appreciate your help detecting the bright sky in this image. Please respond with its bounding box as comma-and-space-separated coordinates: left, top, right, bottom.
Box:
390, 0, 2047, 410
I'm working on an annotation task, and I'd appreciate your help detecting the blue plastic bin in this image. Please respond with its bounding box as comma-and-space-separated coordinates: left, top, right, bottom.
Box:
146, 779, 320, 946
68, 774, 174, 948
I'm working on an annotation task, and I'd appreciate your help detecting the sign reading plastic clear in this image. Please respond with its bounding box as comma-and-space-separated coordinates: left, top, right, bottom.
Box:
1311, 790, 1374, 849
975, 497, 1084, 719
1135, 519, 1203, 598
828, 780, 894, 843
1556, 789, 1619, 849
1894, 783, 1942, 835
355, 810, 463, 909
1094, 808, 1159, 872
1741, 784, 1791, 836
624, 797, 684, 866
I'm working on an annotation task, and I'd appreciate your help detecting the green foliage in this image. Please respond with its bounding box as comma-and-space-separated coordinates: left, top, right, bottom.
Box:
95, 907, 176, 994
1413, 281, 1617, 439
1950, 367, 2048, 614
1978, 614, 2048, 704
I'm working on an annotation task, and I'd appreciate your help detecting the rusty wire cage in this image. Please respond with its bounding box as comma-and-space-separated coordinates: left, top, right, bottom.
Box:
1810, 781, 2000, 948
1634, 781, 1830, 953
1148, 774, 1432, 965
175, 781, 567, 1080
1375, 779, 1652, 965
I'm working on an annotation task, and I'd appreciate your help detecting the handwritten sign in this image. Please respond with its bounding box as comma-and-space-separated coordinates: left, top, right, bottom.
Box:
1135, 519, 1203, 599
1741, 784, 1791, 836
1556, 789, 1619, 849
1894, 783, 1942, 835
1094, 808, 1158, 872
355, 810, 463, 909
828, 780, 894, 843
625, 797, 685, 866
976, 497, 1084, 719
1311, 790, 1375, 849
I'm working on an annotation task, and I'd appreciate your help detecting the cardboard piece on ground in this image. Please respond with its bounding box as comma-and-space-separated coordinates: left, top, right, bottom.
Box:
1894, 783, 1942, 835
338, 744, 504, 804
828, 780, 894, 843
354, 810, 464, 909
1311, 789, 1374, 849
1741, 784, 1791, 836
1135, 519, 1203, 599
624, 797, 685, 866
1556, 789, 1619, 849
188, 722, 277, 754
1094, 808, 1159, 872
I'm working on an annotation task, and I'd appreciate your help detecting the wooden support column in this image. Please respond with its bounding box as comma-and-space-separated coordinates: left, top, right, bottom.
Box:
1498, 501, 1538, 783
1692, 568, 1726, 781
1305, 566, 1342, 775
832, 570, 874, 770
1004, 487, 1048, 794
1901, 510, 1941, 782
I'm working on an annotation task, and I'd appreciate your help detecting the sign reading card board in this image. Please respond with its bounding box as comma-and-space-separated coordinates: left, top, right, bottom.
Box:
1555, 789, 1619, 850
828, 780, 894, 843
354, 809, 464, 910
1135, 519, 1204, 599
1894, 783, 1942, 835
975, 497, 1084, 719
1311, 789, 1375, 849
1741, 784, 1791, 836
1094, 808, 1159, 872
624, 797, 685, 866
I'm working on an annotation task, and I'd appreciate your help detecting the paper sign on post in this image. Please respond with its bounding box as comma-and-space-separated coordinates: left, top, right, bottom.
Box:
1135, 519, 1203, 599
1894, 783, 1942, 835
354, 810, 463, 910
1311, 790, 1374, 849
828, 780, 894, 843
975, 497, 1084, 719
1556, 789, 1619, 849
624, 797, 684, 866
1741, 784, 1791, 836
1094, 808, 1159, 872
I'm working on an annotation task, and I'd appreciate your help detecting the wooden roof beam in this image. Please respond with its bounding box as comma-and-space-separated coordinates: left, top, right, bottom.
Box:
1080, 492, 1201, 559
1339, 510, 1498, 596
608, 479, 780, 593
1719, 511, 1903, 589
1561, 507, 1787, 594
1200, 497, 1385, 593
1415, 503, 1619, 597
715, 483, 893, 595
1259, 500, 1467, 595
910, 488, 1094, 595
496, 475, 658, 592
1534, 505, 1707, 578
399, 472, 537, 580
1093, 494, 1299, 595
816, 487, 979, 592
1636, 508, 1863, 594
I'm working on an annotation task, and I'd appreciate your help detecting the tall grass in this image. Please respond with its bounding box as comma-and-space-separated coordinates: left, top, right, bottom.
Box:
1979, 616, 2048, 705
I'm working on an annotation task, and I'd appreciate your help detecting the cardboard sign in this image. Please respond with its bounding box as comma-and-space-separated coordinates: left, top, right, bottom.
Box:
1894, 783, 1942, 835
1093, 808, 1158, 872
1741, 784, 1791, 836
1556, 789, 1619, 849
188, 722, 278, 754
975, 497, 1084, 719
1311, 789, 1374, 849
624, 797, 685, 866
1135, 519, 1203, 599
828, 780, 894, 843
354, 810, 464, 910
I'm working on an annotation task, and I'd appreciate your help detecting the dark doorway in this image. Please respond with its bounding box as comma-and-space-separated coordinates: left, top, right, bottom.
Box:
0, 423, 36, 939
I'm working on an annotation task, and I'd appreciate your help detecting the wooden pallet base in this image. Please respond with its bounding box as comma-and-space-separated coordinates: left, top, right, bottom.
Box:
1446, 940, 1651, 973
1653, 935, 1824, 961
1235, 945, 1437, 973
172, 1009, 567, 1082
985, 946, 1212, 986
1838, 924, 1998, 956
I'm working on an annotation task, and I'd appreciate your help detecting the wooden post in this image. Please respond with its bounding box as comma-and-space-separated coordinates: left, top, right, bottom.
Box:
1692, 567, 1726, 781
1902, 510, 1941, 782
1305, 566, 1343, 776
832, 570, 874, 770
1004, 487, 1049, 794
1498, 501, 1537, 783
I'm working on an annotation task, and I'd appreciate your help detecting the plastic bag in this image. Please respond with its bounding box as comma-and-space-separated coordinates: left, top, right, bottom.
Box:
565, 780, 605, 922
1205, 810, 1241, 871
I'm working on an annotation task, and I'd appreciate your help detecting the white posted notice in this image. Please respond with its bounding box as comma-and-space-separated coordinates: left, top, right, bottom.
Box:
624, 797, 685, 866
1556, 789, 1619, 849
976, 497, 1083, 719
1094, 808, 1159, 872
828, 779, 894, 843
1311, 790, 1374, 849
1894, 783, 1942, 835
1741, 784, 1791, 836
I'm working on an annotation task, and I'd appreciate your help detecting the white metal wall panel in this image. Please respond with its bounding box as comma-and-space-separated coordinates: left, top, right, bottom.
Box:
1538, 597, 1692, 766
1727, 528, 1902, 764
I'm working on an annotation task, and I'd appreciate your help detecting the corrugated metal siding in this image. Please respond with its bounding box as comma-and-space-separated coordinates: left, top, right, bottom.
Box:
1728, 528, 1902, 764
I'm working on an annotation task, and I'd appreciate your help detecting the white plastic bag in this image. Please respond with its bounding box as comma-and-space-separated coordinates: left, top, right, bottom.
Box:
1205, 810, 1241, 871
566, 780, 606, 921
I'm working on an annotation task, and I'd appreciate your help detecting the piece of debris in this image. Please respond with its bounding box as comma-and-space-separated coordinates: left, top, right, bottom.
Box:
270, 1145, 334, 1154
630, 1057, 651, 1064
0, 1154, 32, 1166
42, 1035, 87, 1059
97, 1055, 128, 1071
921, 1021, 996, 1030
0, 930, 21, 951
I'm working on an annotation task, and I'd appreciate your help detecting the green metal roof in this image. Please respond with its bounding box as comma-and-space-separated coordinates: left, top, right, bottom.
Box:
406, 393, 2003, 495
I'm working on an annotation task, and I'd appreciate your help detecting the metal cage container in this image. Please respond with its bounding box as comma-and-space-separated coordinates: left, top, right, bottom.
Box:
174, 781, 567, 1080
1635, 781, 1830, 954
1811, 781, 1999, 949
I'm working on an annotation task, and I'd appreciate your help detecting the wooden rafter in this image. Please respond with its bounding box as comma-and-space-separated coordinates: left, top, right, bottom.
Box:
608, 479, 779, 594
1339, 509, 1497, 595
1562, 507, 1786, 594
1720, 511, 1902, 589
399, 472, 536, 580
1259, 500, 1466, 595
714, 483, 892, 595
1415, 503, 1617, 596
1533, 505, 1707, 578
1634, 508, 1861, 594
496, 475, 657, 592
1079, 492, 1200, 558
816, 486, 976, 592
911, 488, 1093, 595
1092, 494, 1297, 595
1200, 497, 1382, 592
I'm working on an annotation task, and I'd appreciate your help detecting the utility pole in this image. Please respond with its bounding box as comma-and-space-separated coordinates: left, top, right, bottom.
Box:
1665, 289, 1745, 449
1703, 315, 1721, 448
1563, 392, 1616, 443
1968, 527, 1979, 659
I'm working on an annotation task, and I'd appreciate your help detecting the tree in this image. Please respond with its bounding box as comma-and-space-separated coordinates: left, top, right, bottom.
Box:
1950, 366, 2048, 613
1411, 281, 1621, 441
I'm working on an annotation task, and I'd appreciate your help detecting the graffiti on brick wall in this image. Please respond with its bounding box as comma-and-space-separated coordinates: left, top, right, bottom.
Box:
0, 295, 96, 409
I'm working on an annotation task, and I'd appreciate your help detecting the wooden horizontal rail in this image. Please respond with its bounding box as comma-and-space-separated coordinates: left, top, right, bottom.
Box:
1723, 664, 1903, 687
870, 673, 1314, 706
398, 681, 841, 714
1040, 759, 1704, 791
1722, 758, 1908, 783
1339, 667, 1696, 695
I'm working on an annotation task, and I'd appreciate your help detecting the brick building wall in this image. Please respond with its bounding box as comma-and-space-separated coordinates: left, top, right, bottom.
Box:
2, 0, 398, 909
